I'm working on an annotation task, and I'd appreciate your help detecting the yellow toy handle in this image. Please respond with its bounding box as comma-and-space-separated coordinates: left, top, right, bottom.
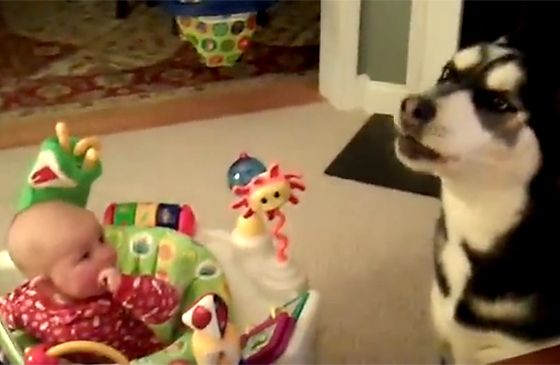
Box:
46, 341, 130, 365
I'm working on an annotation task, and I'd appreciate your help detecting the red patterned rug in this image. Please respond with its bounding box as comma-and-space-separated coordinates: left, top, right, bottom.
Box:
0, 0, 319, 121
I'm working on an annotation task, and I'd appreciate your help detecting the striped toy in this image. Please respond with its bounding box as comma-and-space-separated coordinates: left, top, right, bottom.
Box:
103, 202, 197, 237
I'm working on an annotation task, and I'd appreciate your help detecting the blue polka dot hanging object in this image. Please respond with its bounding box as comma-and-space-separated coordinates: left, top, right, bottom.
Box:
227, 152, 266, 190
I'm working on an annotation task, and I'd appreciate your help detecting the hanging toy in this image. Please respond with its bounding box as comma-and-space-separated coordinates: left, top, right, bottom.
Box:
231, 163, 305, 263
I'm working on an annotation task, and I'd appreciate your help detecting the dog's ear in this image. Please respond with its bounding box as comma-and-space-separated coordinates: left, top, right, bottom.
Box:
492, 36, 510, 46
490, 30, 527, 53
502, 30, 527, 53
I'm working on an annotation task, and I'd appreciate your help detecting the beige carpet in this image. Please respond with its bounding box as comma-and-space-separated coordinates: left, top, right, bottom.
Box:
0, 102, 440, 363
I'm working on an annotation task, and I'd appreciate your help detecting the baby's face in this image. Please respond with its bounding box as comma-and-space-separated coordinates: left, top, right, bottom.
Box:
48, 213, 117, 299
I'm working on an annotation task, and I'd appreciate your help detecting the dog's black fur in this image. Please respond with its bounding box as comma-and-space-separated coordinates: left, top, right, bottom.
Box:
396, 4, 560, 361
439, 1, 560, 344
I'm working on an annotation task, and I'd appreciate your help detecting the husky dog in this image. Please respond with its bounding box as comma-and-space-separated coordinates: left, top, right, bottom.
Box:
394, 28, 560, 364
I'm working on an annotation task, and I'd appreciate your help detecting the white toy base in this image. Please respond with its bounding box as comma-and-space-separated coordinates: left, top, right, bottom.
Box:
198, 229, 319, 364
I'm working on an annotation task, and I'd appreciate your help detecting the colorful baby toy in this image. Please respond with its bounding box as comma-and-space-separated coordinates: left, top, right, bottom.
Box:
103, 202, 197, 238
0, 124, 320, 365
231, 162, 305, 263
226, 152, 266, 190
17, 122, 102, 212
24, 342, 129, 365
161, 0, 276, 67
176, 13, 257, 67
182, 294, 240, 365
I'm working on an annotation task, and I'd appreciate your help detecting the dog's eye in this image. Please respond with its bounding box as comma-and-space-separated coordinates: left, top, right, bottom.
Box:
438, 65, 457, 84
491, 97, 515, 112
439, 67, 451, 82
474, 91, 519, 113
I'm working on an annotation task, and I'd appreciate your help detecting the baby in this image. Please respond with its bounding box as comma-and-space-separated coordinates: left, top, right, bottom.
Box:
0, 201, 179, 363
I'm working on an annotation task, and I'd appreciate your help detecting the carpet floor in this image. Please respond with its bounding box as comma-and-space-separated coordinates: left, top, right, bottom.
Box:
325, 114, 440, 197
0, 103, 439, 363
0, 0, 319, 147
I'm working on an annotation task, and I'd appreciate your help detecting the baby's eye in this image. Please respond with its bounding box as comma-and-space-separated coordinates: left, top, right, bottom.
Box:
99, 234, 105, 245
80, 251, 90, 261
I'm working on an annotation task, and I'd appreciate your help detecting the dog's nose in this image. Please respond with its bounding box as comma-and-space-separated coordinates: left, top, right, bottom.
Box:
401, 96, 436, 123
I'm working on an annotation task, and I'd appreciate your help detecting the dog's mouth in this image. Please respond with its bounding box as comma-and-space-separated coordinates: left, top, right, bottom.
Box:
396, 133, 444, 161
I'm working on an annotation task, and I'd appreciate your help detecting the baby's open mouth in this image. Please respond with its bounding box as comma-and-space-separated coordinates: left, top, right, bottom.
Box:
396, 134, 443, 161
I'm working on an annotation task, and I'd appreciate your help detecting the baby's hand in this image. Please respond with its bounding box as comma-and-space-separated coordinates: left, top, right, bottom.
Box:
97, 267, 122, 293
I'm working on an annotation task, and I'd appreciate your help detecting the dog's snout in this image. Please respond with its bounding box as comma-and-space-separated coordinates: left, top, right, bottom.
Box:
400, 97, 410, 112
401, 96, 436, 123
413, 98, 436, 121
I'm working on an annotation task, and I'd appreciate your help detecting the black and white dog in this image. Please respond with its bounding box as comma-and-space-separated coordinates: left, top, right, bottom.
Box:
394, 29, 560, 364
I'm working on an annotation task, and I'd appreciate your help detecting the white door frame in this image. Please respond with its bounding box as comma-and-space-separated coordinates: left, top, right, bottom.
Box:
319, 0, 463, 117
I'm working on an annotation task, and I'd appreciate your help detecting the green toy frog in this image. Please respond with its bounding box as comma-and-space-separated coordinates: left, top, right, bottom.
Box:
17, 122, 102, 212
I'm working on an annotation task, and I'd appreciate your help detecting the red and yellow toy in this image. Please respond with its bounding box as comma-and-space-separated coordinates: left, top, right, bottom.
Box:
181, 294, 240, 365
231, 163, 305, 264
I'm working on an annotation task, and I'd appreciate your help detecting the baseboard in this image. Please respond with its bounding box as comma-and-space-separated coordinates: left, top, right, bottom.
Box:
358, 75, 409, 117
0, 76, 322, 150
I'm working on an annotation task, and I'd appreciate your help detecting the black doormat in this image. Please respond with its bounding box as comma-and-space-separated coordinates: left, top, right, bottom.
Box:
325, 114, 440, 198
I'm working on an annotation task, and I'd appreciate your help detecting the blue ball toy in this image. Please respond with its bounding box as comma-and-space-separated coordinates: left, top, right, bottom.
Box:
227, 153, 266, 190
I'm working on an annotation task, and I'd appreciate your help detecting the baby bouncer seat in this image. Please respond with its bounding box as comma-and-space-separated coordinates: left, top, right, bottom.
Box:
0, 123, 319, 365
1, 222, 231, 365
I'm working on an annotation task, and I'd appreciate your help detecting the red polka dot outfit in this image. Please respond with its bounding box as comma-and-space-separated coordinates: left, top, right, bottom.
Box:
0, 275, 179, 363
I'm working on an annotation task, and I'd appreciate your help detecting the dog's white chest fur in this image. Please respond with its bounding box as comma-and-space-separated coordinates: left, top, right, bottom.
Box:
443, 183, 526, 253
439, 183, 527, 299
431, 184, 558, 363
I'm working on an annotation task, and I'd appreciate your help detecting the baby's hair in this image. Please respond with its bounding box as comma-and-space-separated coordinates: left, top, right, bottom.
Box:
5, 201, 99, 279
6, 203, 56, 278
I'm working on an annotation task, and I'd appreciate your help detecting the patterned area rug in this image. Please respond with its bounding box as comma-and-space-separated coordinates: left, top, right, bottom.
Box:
0, 0, 319, 121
